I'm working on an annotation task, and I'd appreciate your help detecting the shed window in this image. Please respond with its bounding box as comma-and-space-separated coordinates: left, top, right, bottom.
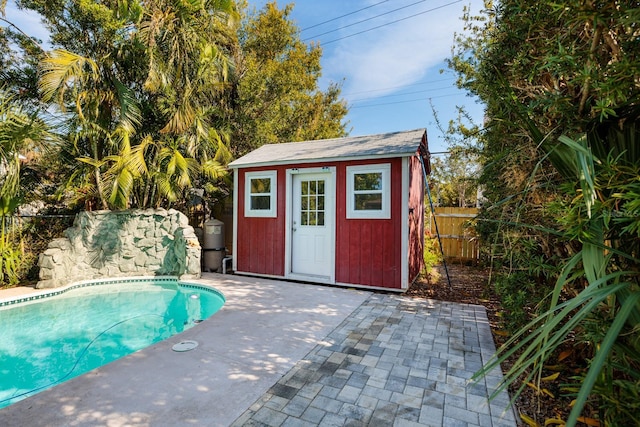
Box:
245, 171, 277, 217
347, 164, 390, 219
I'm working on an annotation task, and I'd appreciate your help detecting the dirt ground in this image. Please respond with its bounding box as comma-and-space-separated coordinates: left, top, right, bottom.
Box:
406, 263, 570, 427
406, 263, 503, 336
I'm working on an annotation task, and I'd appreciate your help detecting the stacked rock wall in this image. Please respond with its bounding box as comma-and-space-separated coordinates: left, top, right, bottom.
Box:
37, 209, 201, 289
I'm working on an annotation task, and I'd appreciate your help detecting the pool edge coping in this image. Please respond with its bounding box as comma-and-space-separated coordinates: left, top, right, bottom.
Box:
0, 276, 223, 308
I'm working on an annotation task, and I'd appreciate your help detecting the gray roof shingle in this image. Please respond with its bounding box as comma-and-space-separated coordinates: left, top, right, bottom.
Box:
228, 129, 426, 168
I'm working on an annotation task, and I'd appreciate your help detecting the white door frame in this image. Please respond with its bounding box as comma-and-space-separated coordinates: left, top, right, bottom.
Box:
284, 166, 336, 284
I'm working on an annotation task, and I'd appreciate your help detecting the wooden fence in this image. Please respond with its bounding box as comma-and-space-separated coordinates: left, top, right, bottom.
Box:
428, 207, 479, 262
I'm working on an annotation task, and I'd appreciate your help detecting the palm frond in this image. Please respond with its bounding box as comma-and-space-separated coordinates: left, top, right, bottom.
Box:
107, 164, 135, 209
114, 79, 141, 132
160, 95, 196, 134
39, 50, 100, 107
201, 159, 228, 180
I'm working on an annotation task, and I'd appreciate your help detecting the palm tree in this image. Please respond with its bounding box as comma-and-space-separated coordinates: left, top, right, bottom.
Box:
0, 90, 50, 205
0, 90, 49, 285
138, 0, 237, 207
38, 47, 143, 210
37, 0, 238, 210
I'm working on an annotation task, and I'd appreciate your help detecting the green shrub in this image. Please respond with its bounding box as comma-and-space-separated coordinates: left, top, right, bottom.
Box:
1, 213, 75, 288
423, 233, 442, 274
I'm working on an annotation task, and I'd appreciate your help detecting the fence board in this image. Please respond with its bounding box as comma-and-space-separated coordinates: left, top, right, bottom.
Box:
428, 207, 479, 262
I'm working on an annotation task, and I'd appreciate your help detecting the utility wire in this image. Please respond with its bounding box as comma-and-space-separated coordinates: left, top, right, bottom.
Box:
314, 0, 463, 46
300, 0, 390, 32
350, 92, 463, 108
343, 77, 455, 97
303, 0, 428, 41
350, 86, 452, 103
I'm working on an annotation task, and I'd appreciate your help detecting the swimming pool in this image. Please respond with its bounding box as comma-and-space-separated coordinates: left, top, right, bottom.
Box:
0, 277, 225, 409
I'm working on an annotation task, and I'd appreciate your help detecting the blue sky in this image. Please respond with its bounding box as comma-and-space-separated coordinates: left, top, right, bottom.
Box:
2, 0, 486, 153
247, 0, 486, 153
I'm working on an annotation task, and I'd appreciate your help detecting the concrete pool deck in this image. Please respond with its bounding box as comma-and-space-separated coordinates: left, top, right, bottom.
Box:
0, 274, 516, 427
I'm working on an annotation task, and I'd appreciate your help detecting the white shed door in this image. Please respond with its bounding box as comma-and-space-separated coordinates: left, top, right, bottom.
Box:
291, 173, 332, 278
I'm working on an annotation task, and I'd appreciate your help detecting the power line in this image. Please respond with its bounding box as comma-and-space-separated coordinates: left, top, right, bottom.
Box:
302, 0, 428, 41
350, 92, 464, 109
350, 86, 453, 103
343, 77, 456, 97
300, 0, 390, 32
316, 0, 463, 46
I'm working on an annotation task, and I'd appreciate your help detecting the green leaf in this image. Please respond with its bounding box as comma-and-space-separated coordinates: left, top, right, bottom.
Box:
567, 293, 640, 426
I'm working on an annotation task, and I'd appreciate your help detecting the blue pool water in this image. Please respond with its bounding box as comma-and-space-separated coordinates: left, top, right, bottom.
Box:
0, 278, 225, 409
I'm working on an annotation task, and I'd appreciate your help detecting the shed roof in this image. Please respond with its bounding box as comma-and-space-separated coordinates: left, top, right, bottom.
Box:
228, 128, 426, 168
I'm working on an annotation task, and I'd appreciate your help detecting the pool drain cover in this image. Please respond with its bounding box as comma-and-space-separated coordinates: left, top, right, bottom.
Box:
172, 340, 199, 352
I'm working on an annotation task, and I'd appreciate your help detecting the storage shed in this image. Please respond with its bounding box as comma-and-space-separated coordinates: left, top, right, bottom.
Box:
228, 129, 429, 291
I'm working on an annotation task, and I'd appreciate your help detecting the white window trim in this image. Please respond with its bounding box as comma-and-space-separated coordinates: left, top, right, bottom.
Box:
346, 164, 390, 219
245, 170, 277, 217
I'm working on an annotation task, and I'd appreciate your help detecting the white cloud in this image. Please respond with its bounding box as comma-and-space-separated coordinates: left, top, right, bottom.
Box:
321, 0, 483, 97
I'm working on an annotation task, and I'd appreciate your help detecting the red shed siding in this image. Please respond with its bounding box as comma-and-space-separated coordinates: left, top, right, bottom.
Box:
335, 158, 403, 289
408, 155, 425, 281
235, 157, 411, 290
236, 166, 287, 276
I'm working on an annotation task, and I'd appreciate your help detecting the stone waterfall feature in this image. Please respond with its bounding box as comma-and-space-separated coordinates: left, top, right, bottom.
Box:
37, 209, 201, 289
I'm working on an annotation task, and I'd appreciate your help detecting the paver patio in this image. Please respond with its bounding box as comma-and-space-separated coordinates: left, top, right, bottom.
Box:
232, 293, 516, 427
0, 274, 515, 426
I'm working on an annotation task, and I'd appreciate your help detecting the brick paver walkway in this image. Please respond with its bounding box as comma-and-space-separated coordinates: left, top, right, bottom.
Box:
231, 293, 516, 427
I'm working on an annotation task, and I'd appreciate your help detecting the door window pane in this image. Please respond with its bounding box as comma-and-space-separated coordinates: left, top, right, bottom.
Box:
299, 179, 326, 227
317, 212, 325, 226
